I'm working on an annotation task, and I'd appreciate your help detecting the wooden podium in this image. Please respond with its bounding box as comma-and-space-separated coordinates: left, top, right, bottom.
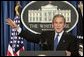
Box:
20, 51, 66, 56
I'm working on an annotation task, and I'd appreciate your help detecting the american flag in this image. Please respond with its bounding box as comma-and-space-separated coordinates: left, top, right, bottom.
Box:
7, 16, 25, 56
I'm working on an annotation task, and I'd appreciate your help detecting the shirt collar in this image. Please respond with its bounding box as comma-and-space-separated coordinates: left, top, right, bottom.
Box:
54, 30, 64, 40
55, 30, 64, 36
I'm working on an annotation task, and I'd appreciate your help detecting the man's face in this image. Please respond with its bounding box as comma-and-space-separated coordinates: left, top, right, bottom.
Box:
52, 17, 65, 33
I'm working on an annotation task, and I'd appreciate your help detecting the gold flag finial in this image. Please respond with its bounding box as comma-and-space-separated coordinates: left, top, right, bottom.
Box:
78, 1, 83, 16
49, 1, 52, 4
15, 1, 21, 16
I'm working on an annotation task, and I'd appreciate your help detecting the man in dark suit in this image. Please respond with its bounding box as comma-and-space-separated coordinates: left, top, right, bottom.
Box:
6, 14, 79, 56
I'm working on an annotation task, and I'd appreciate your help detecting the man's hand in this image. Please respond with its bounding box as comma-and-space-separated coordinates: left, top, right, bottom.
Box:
65, 50, 71, 56
6, 18, 18, 28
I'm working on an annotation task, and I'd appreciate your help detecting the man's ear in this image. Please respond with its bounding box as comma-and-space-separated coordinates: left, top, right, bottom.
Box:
64, 24, 66, 28
52, 23, 54, 28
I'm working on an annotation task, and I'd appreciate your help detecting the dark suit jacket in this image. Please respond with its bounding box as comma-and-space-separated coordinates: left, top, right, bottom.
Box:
19, 30, 79, 56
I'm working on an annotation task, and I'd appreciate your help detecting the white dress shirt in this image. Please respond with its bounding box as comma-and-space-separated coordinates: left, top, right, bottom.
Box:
54, 31, 64, 44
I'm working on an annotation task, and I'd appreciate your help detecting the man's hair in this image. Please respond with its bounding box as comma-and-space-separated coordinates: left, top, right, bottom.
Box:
52, 14, 66, 24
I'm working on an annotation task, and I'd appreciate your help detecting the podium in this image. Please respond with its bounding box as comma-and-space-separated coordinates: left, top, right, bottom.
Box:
20, 51, 66, 56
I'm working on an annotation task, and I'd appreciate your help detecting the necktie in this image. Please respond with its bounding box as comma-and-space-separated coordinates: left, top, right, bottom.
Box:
54, 33, 59, 50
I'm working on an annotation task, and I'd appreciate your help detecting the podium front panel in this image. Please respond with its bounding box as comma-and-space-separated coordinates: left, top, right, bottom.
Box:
20, 51, 66, 56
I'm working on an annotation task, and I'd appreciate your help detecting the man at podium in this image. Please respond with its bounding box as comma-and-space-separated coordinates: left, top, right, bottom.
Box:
6, 14, 79, 56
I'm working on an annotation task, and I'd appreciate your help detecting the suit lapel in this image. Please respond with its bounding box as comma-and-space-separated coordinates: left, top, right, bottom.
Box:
47, 31, 55, 50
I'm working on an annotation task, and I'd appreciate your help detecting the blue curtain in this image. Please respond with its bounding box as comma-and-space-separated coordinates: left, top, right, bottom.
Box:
1, 1, 83, 56
1, 1, 15, 56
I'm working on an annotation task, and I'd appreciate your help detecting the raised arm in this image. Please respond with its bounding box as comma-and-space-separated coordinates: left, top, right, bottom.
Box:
6, 18, 41, 43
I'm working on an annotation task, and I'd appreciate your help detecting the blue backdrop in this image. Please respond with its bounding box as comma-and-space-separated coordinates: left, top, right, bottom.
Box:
1, 1, 83, 56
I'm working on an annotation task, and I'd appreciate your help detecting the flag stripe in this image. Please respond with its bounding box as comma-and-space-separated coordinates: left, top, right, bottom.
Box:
7, 45, 14, 56
7, 51, 12, 56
